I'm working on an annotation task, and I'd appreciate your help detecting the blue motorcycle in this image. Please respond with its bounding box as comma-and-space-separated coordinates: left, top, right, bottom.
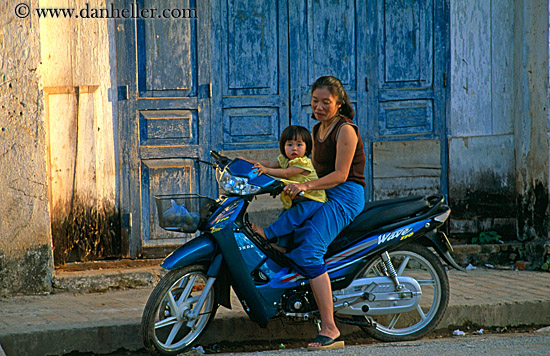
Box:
141, 151, 462, 355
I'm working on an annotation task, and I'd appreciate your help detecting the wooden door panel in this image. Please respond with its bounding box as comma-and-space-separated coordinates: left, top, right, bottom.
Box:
379, 0, 433, 88
222, 108, 281, 145
116, 0, 448, 256
376, 0, 437, 142
291, 0, 366, 132
225, 0, 279, 95
139, 110, 198, 146
138, 0, 198, 96
373, 140, 441, 199
371, 0, 444, 141
213, 0, 289, 151
303, 0, 357, 89
378, 100, 434, 136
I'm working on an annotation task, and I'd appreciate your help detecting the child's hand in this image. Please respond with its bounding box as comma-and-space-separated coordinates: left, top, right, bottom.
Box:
253, 162, 268, 176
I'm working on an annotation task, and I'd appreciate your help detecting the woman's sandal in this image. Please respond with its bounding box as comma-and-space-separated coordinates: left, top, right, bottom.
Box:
306, 335, 345, 351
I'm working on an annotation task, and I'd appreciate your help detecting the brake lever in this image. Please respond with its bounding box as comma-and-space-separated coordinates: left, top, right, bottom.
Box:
195, 159, 215, 167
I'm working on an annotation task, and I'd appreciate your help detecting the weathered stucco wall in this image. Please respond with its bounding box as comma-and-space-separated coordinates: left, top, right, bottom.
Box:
0, 0, 54, 296
449, 0, 550, 252
513, 0, 550, 245
449, 0, 516, 241
40, 0, 119, 265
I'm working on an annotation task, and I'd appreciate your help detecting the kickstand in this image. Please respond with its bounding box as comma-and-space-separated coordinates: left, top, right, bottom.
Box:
313, 318, 322, 333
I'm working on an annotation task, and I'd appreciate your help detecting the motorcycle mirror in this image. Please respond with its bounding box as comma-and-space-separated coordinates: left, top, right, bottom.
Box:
210, 150, 230, 165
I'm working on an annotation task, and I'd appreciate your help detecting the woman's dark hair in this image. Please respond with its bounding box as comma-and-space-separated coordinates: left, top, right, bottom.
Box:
311, 75, 355, 119
279, 125, 313, 158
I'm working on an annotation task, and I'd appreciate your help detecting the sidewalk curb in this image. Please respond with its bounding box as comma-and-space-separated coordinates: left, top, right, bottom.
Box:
52, 267, 166, 294
442, 300, 550, 327
0, 323, 141, 356
1, 297, 549, 355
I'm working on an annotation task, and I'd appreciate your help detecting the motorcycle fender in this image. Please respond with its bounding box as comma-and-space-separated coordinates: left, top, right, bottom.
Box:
424, 231, 467, 272
215, 260, 232, 309
161, 234, 216, 270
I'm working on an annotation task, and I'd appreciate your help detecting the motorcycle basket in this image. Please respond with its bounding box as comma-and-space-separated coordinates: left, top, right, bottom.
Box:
155, 194, 217, 233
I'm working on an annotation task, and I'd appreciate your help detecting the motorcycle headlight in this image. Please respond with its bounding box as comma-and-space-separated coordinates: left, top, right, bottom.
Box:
217, 169, 261, 195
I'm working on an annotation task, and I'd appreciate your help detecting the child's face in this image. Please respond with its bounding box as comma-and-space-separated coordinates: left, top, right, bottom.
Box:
284, 138, 307, 160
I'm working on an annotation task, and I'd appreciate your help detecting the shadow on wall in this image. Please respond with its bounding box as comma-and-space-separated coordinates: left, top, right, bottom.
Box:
449, 171, 517, 244
517, 180, 550, 242
51, 197, 121, 266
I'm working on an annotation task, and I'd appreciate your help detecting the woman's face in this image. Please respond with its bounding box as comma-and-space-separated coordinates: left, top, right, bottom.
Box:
311, 87, 341, 122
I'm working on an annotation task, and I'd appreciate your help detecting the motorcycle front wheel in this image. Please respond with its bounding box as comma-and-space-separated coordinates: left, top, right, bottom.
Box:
356, 243, 449, 342
141, 264, 218, 356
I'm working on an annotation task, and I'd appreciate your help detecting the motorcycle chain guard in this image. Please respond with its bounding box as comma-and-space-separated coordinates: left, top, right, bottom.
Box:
333, 276, 422, 316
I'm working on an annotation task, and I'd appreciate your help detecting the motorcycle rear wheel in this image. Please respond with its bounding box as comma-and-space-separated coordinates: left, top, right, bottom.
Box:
356, 243, 449, 342
141, 264, 218, 356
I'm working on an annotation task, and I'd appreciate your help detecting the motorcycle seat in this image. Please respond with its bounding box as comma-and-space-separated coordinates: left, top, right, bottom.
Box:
327, 195, 429, 254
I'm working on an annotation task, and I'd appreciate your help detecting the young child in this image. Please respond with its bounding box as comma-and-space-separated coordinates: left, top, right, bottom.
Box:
249, 125, 327, 253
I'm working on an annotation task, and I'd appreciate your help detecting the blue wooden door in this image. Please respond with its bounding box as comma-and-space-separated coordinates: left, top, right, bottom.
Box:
210, 0, 290, 151
116, 0, 212, 257
368, 0, 448, 200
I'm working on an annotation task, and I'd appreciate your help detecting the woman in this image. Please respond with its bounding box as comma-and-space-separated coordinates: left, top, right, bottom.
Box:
283, 76, 366, 350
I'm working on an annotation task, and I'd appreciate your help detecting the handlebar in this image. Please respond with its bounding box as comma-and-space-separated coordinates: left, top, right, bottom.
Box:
208, 150, 300, 198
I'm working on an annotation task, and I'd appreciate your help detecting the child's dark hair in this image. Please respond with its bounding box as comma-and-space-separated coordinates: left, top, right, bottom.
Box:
279, 125, 313, 158
311, 75, 355, 119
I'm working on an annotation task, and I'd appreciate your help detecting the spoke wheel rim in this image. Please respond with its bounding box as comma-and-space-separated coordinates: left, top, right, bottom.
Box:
364, 250, 442, 336
153, 271, 214, 351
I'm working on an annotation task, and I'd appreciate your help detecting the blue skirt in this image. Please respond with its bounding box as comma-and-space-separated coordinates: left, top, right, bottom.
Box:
286, 181, 365, 278
264, 199, 324, 247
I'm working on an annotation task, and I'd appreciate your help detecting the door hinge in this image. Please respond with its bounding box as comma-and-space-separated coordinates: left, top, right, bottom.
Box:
118, 85, 129, 101
209, 83, 212, 98
121, 213, 132, 229
443, 73, 447, 88
365, 76, 369, 92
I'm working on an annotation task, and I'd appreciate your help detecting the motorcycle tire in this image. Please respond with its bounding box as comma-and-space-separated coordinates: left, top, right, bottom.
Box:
355, 243, 449, 342
141, 264, 218, 356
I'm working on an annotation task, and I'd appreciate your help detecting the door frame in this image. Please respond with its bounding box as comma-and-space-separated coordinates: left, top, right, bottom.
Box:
115, 0, 212, 258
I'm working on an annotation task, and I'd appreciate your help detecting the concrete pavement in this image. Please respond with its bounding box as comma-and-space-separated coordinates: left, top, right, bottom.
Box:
0, 267, 549, 356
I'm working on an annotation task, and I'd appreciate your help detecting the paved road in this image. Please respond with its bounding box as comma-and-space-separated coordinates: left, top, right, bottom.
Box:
214, 331, 550, 356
